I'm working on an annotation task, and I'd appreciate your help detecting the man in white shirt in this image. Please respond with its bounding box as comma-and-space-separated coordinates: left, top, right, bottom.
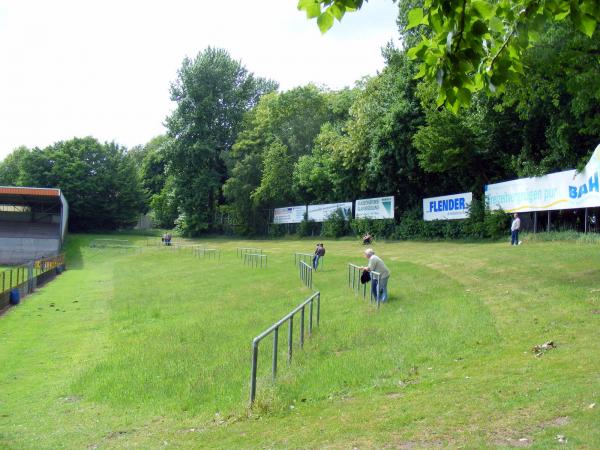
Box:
511, 213, 521, 245
361, 248, 391, 302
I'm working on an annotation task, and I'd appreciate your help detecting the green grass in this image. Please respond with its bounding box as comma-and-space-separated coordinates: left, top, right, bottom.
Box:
0, 234, 599, 448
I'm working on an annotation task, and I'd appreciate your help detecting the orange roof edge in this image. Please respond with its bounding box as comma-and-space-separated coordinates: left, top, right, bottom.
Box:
0, 186, 61, 197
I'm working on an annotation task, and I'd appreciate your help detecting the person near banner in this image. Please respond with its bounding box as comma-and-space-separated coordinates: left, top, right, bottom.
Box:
511, 213, 521, 245
361, 248, 391, 302
363, 232, 373, 245
312, 243, 325, 270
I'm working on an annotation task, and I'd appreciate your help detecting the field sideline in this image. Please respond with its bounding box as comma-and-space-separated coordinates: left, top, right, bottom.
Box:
0, 234, 599, 448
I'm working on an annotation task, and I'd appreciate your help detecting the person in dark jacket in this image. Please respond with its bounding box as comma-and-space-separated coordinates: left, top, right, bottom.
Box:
312, 243, 325, 270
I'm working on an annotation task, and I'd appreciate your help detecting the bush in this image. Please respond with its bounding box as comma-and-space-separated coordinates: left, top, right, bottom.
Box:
297, 214, 319, 237
268, 223, 287, 237
350, 218, 396, 239
392, 209, 423, 240
322, 208, 350, 238
484, 209, 510, 239
464, 198, 485, 238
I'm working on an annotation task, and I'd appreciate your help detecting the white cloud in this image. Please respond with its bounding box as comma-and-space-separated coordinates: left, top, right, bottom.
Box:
0, 0, 399, 158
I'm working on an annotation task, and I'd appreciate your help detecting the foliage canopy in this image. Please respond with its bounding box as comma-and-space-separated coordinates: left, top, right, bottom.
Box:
298, 0, 599, 110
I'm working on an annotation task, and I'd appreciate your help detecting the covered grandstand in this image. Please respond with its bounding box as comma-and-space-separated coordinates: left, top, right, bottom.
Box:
0, 187, 68, 264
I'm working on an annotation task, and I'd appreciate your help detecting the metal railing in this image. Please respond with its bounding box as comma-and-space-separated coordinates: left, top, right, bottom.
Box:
294, 252, 325, 270
244, 253, 267, 268
1, 266, 27, 294
89, 239, 131, 248
1, 253, 66, 310
33, 253, 65, 277
237, 247, 262, 259
293, 252, 313, 267
89, 239, 140, 253
299, 261, 313, 290
192, 247, 222, 260
249, 291, 321, 404
347, 263, 382, 309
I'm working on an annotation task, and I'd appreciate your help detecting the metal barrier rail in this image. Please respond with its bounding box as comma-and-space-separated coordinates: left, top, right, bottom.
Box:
1, 253, 66, 296
169, 242, 193, 250
33, 254, 65, 277
250, 291, 321, 404
347, 263, 382, 309
299, 261, 313, 290
237, 247, 262, 258
293, 252, 313, 267
89, 239, 131, 248
1, 266, 27, 294
193, 247, 222, 260
244, 253, 267, 268
348, 263, 367, 298
294, 252, 325, 270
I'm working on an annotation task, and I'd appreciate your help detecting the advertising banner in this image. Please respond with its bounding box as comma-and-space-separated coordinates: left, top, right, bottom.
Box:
485, 143, 600, 212
273, 205, 306, 224
423, 192, 472, 221
307, 202, 352, 222
355, 196, 394, 219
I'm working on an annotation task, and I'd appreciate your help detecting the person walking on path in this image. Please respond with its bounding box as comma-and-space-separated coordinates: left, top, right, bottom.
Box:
361, 248, 391, 302
511, 213, 521, 246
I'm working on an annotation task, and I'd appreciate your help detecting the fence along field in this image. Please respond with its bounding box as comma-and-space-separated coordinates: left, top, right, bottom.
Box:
1, 234, 599, 448
0, 253, 66, 312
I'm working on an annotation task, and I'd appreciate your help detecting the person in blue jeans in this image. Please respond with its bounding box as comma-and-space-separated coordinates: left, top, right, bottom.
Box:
361, 248, 391, 302
511, 213, 521, 245
312, 243, 325, 270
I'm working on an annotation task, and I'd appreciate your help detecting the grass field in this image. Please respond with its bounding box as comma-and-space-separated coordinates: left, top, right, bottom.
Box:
0, 234, 599, 448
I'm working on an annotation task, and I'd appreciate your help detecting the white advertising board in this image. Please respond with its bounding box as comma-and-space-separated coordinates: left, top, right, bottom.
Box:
485, 143, 600, 212
423, 192, 472, 221
307, 202, 353, 222
273, 205, 306, 224
355, 196, 394, 219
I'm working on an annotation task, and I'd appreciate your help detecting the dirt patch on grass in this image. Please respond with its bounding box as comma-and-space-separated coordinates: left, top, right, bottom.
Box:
539, 416, 570, 428
385, 392, 404, 399
492, 437, 533, 447
488, 416, 570, 447
383, 438, 445, 449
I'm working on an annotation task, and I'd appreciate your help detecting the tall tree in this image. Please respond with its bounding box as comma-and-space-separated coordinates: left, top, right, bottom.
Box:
223, 84, 334, 233
165, 47, 277, 235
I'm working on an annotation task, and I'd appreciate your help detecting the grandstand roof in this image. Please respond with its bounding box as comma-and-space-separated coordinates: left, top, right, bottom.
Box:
0, 186, 61, 197
0, 186, 63, 207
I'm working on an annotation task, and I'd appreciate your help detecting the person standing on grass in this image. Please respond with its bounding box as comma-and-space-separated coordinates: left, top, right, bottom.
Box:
511, 213, 521, 246
361, 248, 390, 302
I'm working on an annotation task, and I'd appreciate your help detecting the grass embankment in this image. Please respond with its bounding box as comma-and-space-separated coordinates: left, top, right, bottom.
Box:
0, 235, 598, 448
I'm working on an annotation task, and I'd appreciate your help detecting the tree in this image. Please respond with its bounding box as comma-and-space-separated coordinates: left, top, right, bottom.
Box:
413, 86, 503, 190
223, 85, 336, 233
139, 135, 171, 197
5, 137, 146, 231
334, 50, 436, 206
0, 146, 30, 186
165, 47, 277, 235
298, 0, 599, 110
251, 139, 294, 205
500, 21, 600, 175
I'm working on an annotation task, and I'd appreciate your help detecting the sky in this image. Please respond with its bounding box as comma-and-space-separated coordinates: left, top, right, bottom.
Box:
0, 0, 400, 159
